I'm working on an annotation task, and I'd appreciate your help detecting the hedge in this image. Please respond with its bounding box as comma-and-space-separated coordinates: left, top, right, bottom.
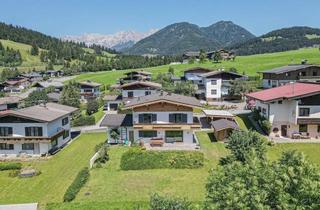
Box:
120, 148, 204, 170
0, 162, 22, 171
150, 193, 192, 210
72, 115, 95, 127
63, 167, 90, 202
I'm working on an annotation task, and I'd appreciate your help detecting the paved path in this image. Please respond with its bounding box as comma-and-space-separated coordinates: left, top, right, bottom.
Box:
0, 203, 37, 210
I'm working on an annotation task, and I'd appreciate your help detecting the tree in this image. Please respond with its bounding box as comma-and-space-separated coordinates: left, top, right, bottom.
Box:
46, 61, 54, 70
229, 80, 257, 99
150, 193, 192, 210
59, 81, 80, 107
25, 89, 48, 107
212, 51, 222, 63
188, 56, 196, 64
30, 43, 39, 55
168, 66, 175, 75
199, 49, 207, 63
86, 98, 99, 115
228, 67, 238, 73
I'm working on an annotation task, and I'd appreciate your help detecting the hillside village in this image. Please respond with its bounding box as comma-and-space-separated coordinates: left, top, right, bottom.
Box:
1, 3, 320, 209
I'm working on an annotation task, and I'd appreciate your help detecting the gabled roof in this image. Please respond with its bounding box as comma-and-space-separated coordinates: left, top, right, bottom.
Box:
211, 119, 239, 132
79, 81, 101, 87
0, 103, 78, 122
33, 81, 64, 88
260, 64, 320, 74
246, 82, 320, 102
200, 70, 244, 78
124, 71, 152, 76
100, 114, 133, 127
184, 67, 212, 74
123, 92, 201, 109
103, 95, 122, 101
0, 96, 22, 105
117, 81, 162, 89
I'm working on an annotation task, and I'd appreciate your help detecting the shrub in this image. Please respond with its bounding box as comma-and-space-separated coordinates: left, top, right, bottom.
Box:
0, 162, 22, 171
261, 119, 272, 134
120, 148, 204, 170
150, 193, 192, 210
86, 99, 99, 115
94, 144, 109, 165
63, 167, 90, 202
72, 115, 95, 126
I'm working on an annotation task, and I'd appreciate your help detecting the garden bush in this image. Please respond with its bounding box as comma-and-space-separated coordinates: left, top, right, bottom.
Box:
120, 148, 204, 170
0, 162, 22, 171
72, 115, 95, 126
63, 167, 90, 202
149, 193, 192, 210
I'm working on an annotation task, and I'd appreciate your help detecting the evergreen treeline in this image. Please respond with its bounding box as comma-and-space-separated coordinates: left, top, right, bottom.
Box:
0, 42, 22, 66
230, 26, 320, 55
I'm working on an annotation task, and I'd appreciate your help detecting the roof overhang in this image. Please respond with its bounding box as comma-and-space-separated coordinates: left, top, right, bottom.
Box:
123, 99, 202, 110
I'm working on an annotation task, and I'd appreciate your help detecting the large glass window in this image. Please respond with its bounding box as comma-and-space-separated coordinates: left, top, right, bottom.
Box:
0, 127, 13, 136
165, 131, 183, 142
169, 113, 188, 123
138, 130, 157, 138
63, 130, 70, 139
22, 143, 34, 150
25, 127, 43, 136
299, 124, 308, 133
0, 143, 14, 150
138, 113, 157, 123
299, 108, 310, 116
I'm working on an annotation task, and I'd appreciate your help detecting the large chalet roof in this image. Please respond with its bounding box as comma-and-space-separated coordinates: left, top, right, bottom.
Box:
200, 70, 244, 78
79, 81, 101, 87
0, 103, 78, 122
100, 114, 133, 127
33, 81, 64, 88
117, 81, 162, 89
246, 82, 320, 102
260, 64, 320, 74
184, 67, 212, 74
123, 92, 201, 109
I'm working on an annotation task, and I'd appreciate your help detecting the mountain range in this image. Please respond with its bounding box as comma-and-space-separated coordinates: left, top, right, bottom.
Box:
125, 21, 255, 55
63, 29, 158, 51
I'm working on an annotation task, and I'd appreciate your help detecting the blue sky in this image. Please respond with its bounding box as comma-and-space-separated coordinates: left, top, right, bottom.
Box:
0, 0, 319, 37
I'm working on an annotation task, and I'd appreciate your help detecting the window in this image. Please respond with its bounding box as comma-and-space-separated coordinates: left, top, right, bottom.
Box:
299, 124, 308, 133
257, 106, 261, 112
0, 127, 13, 136
169, 113, 188, 123
318, 125, 320, 133
300, 71, 306, 76
63, 130, 70, 139
128, 91, 134, 98
278, 100, 282, 104
25, 127, 43, 136
0, 143, 14, 150
262, 108, 266, 115
62, 117, 69, 126
211, 80, 217, 85
51, 138, 58, 147
139, 130, 157, 138
138, 113, 157, 123
299, 108, 310, 116
145, 91, 151, 96
313, 71, 318, 76
22, 143, 34, 150
165, 131, 183, 142
268, 80, 271, 85
211, 89, 217, 95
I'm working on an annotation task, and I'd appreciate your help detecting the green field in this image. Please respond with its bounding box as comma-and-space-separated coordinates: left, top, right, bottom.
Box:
74, 47, 320, 85
0, 133, 106, 209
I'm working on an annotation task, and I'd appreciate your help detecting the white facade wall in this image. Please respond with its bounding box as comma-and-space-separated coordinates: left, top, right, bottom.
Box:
133, 129, 194, 144
122, 89, 158, 98
133, 111, 193, 124
0, 104, 8, 111
204, 78, 222, 99
262, 79, 295, 89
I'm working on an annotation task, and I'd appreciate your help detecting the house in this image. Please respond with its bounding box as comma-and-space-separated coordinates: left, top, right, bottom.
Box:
199, 70, 246, 101
183, 67, 211, 85
33, 80, 64, 92
116, 81, 162, 100
120, 71, 152, 84
45, 70, 64, 78
260, 63, 320, 89
20, 72, 43, 83
182, 51, 214, 63
103, 95, 122, 111
3, 77, 30, 93
100, 92, 202, 145
0, 96, 22, 111
47, 92, 61, 103
246, 82, 320, 139
0, 103, 78, 156
79, 81, 101, 101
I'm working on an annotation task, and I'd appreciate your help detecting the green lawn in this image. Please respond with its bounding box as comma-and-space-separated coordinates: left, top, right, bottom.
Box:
0, 133, 106, 209
93, 107, 105, 123
235, 114, 256, 131
74, 48, 320, 86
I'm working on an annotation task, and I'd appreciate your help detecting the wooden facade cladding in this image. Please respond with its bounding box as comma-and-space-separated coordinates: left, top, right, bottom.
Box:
297, 118, 320, 124
262, 66, 320, 80
133, 102, 193, 112
0, 129, 65, 143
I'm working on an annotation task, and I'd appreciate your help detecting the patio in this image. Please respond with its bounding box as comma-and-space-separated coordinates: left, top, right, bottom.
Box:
144, 142, 200, 151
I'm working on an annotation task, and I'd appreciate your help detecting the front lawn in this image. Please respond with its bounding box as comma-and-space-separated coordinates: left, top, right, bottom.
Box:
0, 133, 106, 209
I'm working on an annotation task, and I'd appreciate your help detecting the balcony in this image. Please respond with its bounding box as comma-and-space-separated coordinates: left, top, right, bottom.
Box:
133, 117, 201, 130
0, 129, 65, 143
297, 112, 320, 124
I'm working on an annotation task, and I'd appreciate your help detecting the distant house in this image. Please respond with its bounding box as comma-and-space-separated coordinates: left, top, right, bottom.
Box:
3, 77, 30, 93
260, 63, 320, 89
79, 81, 101, 101
0, 103, 78, 156
100, 92, 201, 145
116, 81, 162, 100
120, 71, 152, 84
0, 96, 22, 111
33, 80, 64, 92
246, 82, 320, 139
103, 95, 122, 111
47, 92, 61, 103
20, 72, 43, 83
183, 67, 211, 85
45, 70, 64, 78
182, 49, 234, 63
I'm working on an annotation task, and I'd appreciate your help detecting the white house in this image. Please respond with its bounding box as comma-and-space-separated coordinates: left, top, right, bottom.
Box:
246, 82, 320, 139
0, 103, 78, 156
79, 81, 101, 101
117, 81, 162, 99
100, 92, 202, 145
0, 96, 22, 111
183, 67, 211, 85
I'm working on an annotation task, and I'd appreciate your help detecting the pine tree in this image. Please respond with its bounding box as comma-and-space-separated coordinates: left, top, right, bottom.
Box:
30, 43, 39, 55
